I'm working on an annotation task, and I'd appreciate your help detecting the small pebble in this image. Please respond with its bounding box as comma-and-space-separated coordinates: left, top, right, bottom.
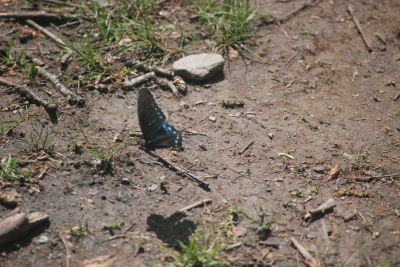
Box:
208, 115, 217, 122
313, 165, 326, 173
35, 235, 49, 245
121, 177, 131, 185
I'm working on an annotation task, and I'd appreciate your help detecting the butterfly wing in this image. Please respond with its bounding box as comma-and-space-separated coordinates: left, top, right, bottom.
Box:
137, 88, 182, 149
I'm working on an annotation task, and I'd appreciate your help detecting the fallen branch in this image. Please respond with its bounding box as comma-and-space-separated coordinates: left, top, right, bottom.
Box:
35, 66, 85, 106
348, 5, 372, 52
140, 147, 210, 190
345, 173, 400, 183
290, 237, 320, 267
279, 0, 320, 24
0, 77, 58, 123
123, 72, 155, 90
154, 77, 179, 95
0, 12, 61, 20
179, 198, 212, 213
304, 198, 336, 223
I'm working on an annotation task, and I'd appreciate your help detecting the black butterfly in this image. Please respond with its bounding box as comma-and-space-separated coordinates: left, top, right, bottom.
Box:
137, 88, 182, 149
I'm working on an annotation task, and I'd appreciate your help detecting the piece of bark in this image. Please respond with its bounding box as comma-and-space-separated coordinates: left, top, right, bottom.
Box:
0, 211, 49, 248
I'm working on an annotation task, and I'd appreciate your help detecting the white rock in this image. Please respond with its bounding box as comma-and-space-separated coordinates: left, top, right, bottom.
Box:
173, 53, 224, 82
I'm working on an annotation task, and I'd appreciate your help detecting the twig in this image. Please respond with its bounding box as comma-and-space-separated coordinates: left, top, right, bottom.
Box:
279, 0, 320, 24
0, 12, 61, 20
35, 66, 85, 106
278, 152, 294, 159
123, 72, 155, 90
394, 90, 400, 101
347, 5, 372, 53
304, 198, 336, 223
103, 234, 126, 242
184, 130, 208, 136
290, 237, 320, 267
26, 19, 72, 52
37, 165, 48, 179
140, 147, 210, 190
179, 198, 212, 213
239, 140, 254, 155
154, 77, 179, 95
139, 64, 174, 79
345, 173, 400, 182
59, 231, 71, 267
0, 77, 58, 123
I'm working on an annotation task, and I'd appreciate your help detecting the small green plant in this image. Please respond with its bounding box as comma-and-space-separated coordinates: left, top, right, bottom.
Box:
306, 185, 319, 195
0, 122, 13, 136
70, 225, 89, 238
174, 228, 225, 267
24, 125, 55, 155
0, 37, 28, 67
350, 147, 369, 170
244, 204, 274, 240
283, 198, 297, 209
220, 205, 241, 231
71, 142, 84, 154
0, 156, 33, 183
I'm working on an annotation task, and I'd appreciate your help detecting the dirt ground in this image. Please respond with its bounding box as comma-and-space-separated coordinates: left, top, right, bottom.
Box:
1, 0, 400, 266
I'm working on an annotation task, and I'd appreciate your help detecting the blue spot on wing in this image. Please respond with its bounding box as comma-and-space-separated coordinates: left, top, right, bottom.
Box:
137, 88, 182, 149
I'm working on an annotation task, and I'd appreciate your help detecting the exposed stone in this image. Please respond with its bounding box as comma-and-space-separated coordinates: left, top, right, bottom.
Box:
173, 53, 224, 82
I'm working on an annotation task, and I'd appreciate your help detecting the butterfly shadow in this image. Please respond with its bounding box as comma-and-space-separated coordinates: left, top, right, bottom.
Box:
146, 212, 196, 250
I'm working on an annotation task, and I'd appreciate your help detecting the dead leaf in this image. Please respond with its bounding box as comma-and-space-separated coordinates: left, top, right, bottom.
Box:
326, 164, 340, 181
228, 47, 240, 60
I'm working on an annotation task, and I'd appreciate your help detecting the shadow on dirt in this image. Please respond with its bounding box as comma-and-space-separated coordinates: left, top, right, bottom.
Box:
146, 212, 196, 249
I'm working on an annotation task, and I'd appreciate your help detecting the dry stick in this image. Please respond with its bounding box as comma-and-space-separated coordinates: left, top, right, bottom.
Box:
290, 237, 320, 267
179, 198, 212, 213
345, 173, 400, 182
123, 72, 156, 90
154, 77, 179, 95
348, 5, 372, 53
0, 12, 61, 20
304, 198, 336, 222
394, 90, 400, 101
141, 148, 210, 190
239, 140, 254, 155
0, 77, 58, 123
59, 231, 71, 267
35, 66, 85, 106
26, 19, 74, 70
26, 19, 71, 51
279, 0, 320, 23
140, 64, 174, 79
